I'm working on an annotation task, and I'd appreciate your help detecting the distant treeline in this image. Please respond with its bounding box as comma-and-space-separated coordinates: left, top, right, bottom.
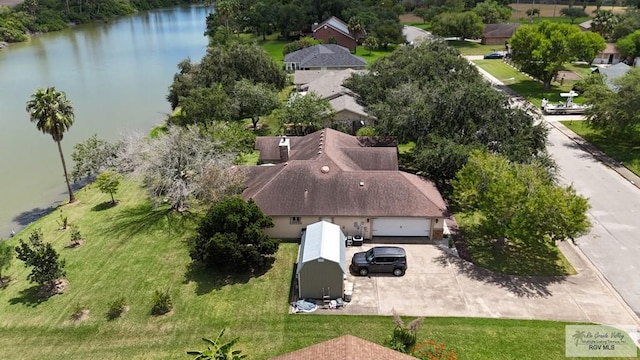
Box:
0, 0, 202, 43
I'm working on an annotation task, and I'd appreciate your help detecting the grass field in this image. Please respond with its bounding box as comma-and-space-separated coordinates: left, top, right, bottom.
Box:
509, 4, 627, 19
0, 179, 623, 359
448, 40, 503, 56
473, 59, 581, 107
562, 121, 640, 176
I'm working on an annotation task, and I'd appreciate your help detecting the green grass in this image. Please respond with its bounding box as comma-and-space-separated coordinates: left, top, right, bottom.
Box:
456, 212, 577, 276
1, 180, 629, 359
354, 45, 397, 66
402, 21, 431, 31
398, 141, 416, 154
237, 150, 259, 165
562, 121, 640, 176
473, 60, 579, 107
448, 40, 504, 56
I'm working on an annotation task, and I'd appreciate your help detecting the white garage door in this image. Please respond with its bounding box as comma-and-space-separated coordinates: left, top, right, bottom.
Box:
372, 217, 430, 237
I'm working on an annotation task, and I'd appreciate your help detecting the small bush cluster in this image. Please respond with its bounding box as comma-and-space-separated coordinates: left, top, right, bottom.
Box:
151, 288, 173, 315
106, 297, 127, 320
384, 311, 424, 353
414, 340, 458, 360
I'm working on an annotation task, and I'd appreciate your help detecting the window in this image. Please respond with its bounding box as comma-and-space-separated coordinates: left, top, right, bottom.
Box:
290, 216, 301, 224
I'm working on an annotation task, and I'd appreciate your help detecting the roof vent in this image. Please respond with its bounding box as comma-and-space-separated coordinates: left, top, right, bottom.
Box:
317, 151, 322, 154
359, 181, 365, 187
321, 166, 330, 173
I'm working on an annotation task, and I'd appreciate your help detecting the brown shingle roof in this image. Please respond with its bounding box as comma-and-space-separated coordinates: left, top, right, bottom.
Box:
483, 23, 520, 38
271, 334, 417, 360
246, 129, 447, 218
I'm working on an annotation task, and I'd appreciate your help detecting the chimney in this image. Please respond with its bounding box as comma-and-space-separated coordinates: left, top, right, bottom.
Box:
279, 135, 290, 162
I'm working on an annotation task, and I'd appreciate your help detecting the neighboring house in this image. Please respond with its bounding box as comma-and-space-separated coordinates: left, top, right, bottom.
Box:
594, 62, 631, 91
592, 43, 622, 65
284, 44, 366, 72
579, 19, 593, 32
481, 23, 521, 45
271, 334, 417, 360
244, 128, 448, 240
297, 221, 346, 300
311, 16, 360, 51
293, 69, 373, 131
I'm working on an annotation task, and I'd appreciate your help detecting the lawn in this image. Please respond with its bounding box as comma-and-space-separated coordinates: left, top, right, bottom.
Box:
456, 213, 577, 277
0, 179, 622, 359
562, 121, 640, 176
448, 40, 504, 56
473, 59, 579, 107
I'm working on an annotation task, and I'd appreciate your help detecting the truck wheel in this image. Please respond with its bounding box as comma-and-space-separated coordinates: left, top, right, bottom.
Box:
393, 268, 405, 276
359, 268, 369, 276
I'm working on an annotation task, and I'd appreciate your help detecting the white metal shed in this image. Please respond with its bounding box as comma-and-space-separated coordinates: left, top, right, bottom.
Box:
297, 221, 346, 300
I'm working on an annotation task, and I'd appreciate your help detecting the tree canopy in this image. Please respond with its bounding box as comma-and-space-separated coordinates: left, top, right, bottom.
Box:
343, 40, 549, 189
453, 150, 591, 252
188, 197, 277, 272
430, 11, 484, 40
15, 229, 66, 287
473, 0, 512, 24
510, 22, 606, 89
277, 92, 334, 136
616, 29, 640, 62
583, 68, 640, 134
167, 43, 286, 125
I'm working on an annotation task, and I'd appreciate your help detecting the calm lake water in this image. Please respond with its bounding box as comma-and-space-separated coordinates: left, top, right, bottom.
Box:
0, 5, 210, 237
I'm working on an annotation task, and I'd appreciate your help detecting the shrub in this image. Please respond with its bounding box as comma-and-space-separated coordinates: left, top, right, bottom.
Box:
356, 126, 378, 136
70, 225, 82, 242
106, 297, 127, 320
151, 288, 173, 315
384, 311, 424, 353
282, 37, 321, 55
14, 229, 66, 287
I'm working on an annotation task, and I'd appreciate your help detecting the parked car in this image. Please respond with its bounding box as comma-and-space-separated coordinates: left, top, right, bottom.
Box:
483, 52, 504, 59
351, 246, 407, 276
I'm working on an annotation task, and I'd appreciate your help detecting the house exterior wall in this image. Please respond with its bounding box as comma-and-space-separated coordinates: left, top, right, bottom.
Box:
267, 216, 444, 240
314, 27, 356, 51
592, 52, 622, 65
267, 216, 323, 239
298, 260, 344, 299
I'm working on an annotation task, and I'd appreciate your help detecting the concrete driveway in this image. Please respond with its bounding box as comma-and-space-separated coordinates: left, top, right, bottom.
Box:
338, 243, 639, 326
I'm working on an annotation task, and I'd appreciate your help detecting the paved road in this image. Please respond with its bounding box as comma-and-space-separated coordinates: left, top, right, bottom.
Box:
405, 26, 640, 319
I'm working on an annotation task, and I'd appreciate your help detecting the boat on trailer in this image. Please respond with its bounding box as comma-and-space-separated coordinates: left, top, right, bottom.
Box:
542, 91, 590, 115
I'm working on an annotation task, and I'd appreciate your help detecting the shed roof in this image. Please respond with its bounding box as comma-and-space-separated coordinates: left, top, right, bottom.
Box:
298, 221, 346, 273
597, 62, 631, 91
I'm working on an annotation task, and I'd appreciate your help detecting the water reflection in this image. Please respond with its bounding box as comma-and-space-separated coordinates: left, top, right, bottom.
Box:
0, 5, 209, 237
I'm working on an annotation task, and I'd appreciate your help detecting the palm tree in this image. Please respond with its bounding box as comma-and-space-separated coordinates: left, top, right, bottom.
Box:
26, 87, 76, 204
348, 16, 365, 52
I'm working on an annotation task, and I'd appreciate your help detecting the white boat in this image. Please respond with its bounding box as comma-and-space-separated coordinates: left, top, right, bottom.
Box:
542, 91, 590, 115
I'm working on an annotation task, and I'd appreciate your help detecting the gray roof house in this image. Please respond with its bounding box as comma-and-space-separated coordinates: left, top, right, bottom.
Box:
243, 128, 448, 240
595, 62, 632, 91
284, 44, 366, 72
296, 221, 346, 300
292, 69, 373, 131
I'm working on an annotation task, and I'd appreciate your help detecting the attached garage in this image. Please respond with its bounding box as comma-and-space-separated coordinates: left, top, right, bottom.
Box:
371, 217, 430, 237
297, 221, 346, 300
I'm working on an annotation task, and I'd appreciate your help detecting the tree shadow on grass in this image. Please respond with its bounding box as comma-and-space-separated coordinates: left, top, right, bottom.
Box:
183, 259, 275, 296
12, 205, 57, 227
103, 202, 195, 239
433, 223, 568, 298
433, 252, 566, 298
92, 201, 118, 212
8, 285, 48, 307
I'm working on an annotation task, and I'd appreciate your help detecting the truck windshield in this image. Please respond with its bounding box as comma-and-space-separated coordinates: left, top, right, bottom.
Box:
365, 249, 374, 262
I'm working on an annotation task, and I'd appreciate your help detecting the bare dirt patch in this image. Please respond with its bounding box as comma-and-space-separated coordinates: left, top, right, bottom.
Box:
400, 13, 424, 23
71, 309, 90, 322
557, 70, 582, 81
38, 278, 69, 298
0, 0, 24, 7
65, 239, 85, 248
510, 4, 627, 19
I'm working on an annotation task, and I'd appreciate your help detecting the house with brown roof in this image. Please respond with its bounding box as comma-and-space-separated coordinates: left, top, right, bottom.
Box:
293, 69, 373, 132
312, 16, 359, 52
243, 128, 448, 240
271, 334, 417, 359
481, 23, 521, 45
